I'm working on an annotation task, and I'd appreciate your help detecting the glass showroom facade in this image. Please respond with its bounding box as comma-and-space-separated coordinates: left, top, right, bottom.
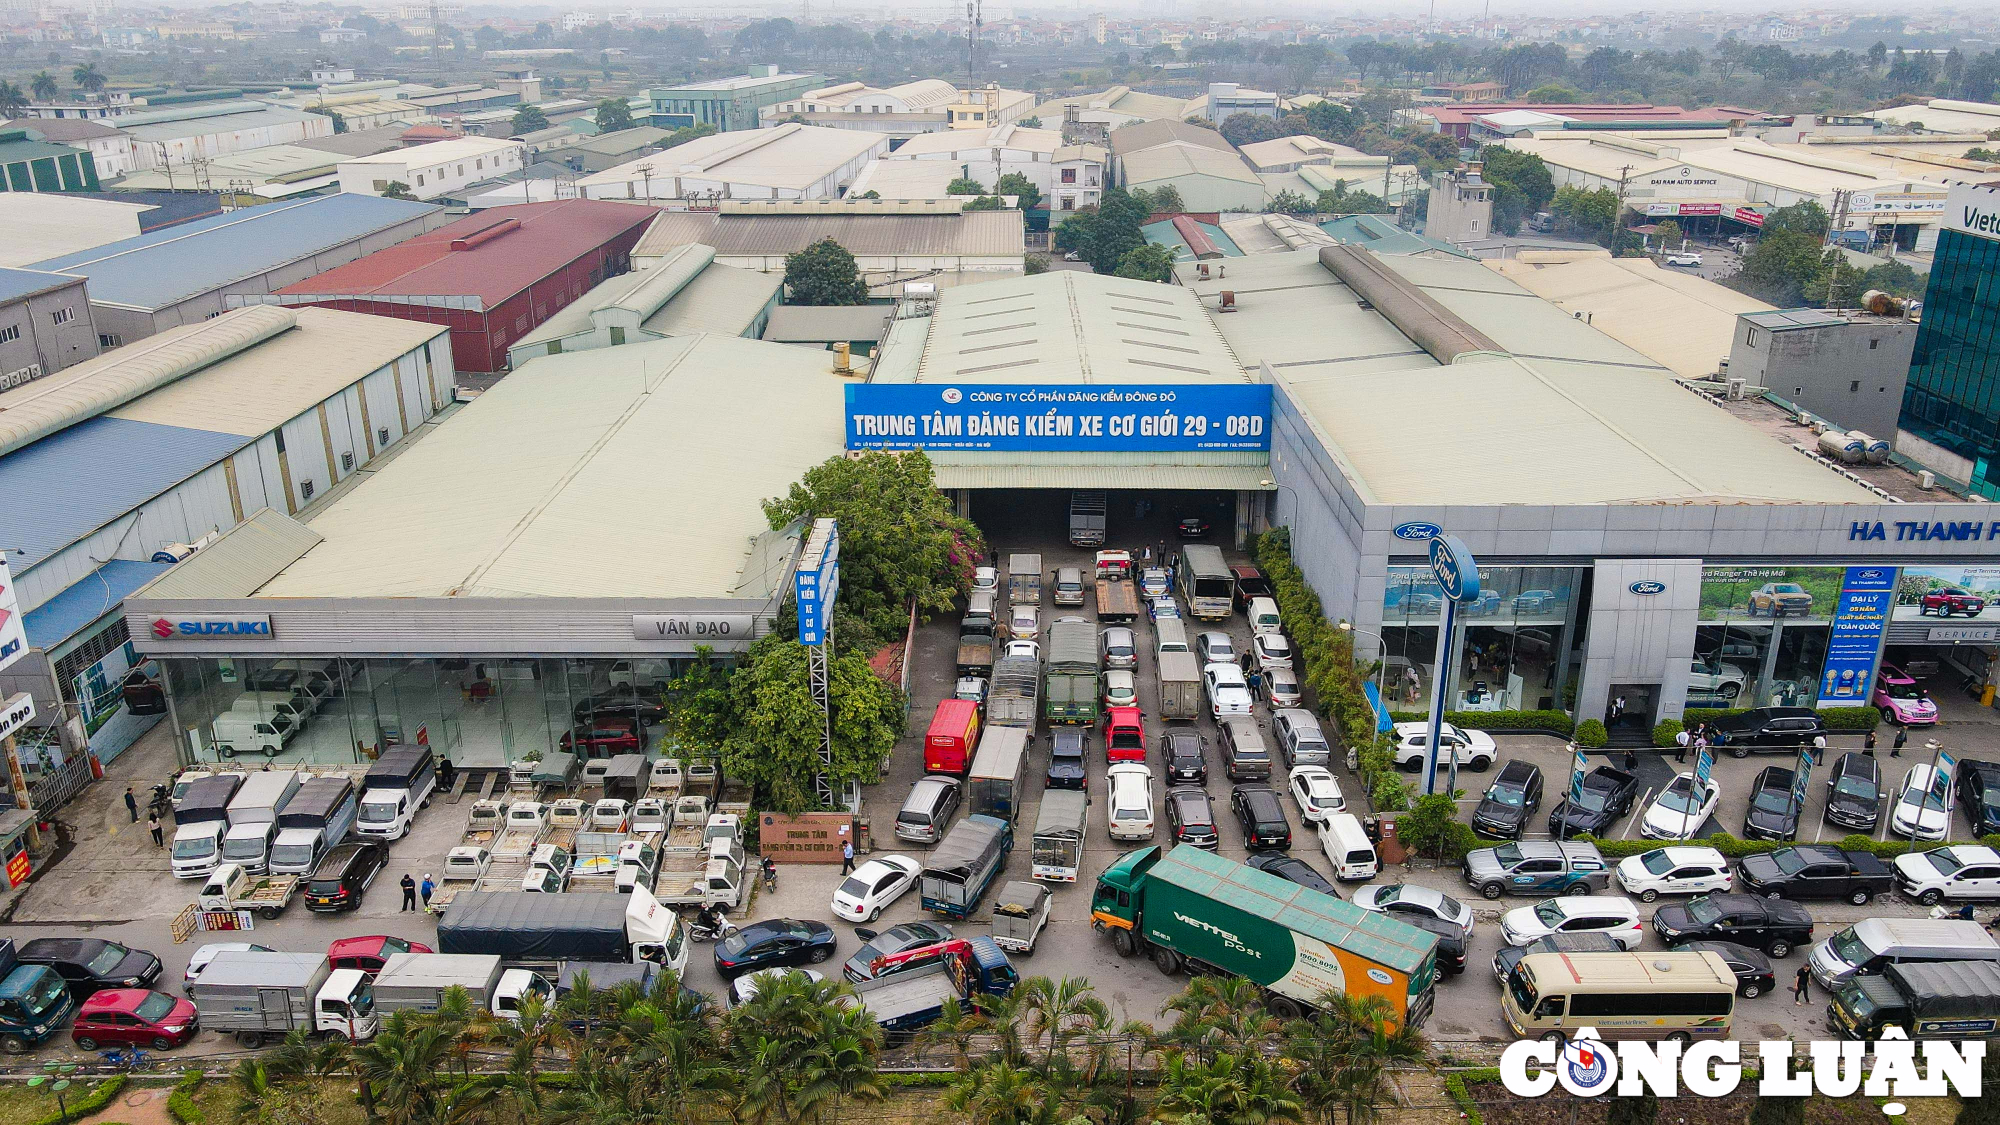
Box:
1899, 225, 2000, 498
1379, 566, 1589, 714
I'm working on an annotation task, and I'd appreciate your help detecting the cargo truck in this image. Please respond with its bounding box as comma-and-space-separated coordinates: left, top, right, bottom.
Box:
955, 631, 995, 680
171, 774, 243, 879
1091, 845, 1439, 1025
220, 770, 303, 875
0, 940, 76, 1053
372, 953, 553, 1021
196, 863, 299, 919
1007, 553, 1043, 605
1068, 492, 1107, 546
1031, 790, 1089, 883
574, 833, 660, 894
429, 847, 490, 915
270, 776, 358, 876
966, 727, 1031, 822
1044, 617, 1101, 725
987, 655, 1041, 730
1156, 652, 1203, 721
435, 886, 689, 976
186, 951, 376, 1047
543, 799, 588, 853
631, 799, 668, 847
850, 937, 1017, 1040
920, 814, 1013, 918
461, 800, 506, 849
924, 699, 982, 774
493, 802, 550, 860
656, 814, 747, 910
1831, 959, 2000, 1040
1095, 577, 1139, 623
358, 746, 436, 842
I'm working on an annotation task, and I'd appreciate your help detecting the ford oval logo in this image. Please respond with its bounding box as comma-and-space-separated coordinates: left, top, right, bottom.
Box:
1392, 522, 1442, 542
1629, 581, 1667, 596
1857, 569, 1885, 580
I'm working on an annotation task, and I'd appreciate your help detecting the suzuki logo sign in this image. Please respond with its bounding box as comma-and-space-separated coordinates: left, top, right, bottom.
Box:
151, 619, 174, 639
150, 615, 273, 639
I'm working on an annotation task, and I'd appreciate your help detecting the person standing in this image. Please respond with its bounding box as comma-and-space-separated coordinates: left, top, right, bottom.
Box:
400, 874, 417, 912
420, 873, 435, 908
840, 839, 855, 875
124, 787, 138, 823
1793, 964, 1812, 1005
1675, 726, 1690, 764
147, 811, 163, 848
1812, 734, 1827, 766
1610, 695, 1626, 726
1865, 730, 1878, 757
1624, 747, 1639, 773
1894, 728, 1908, 757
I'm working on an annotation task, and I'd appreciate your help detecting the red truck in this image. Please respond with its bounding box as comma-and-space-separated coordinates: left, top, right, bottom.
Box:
925, 699, 982, 774
1921, 587, 1987, 617
1105, 706, 1146, 763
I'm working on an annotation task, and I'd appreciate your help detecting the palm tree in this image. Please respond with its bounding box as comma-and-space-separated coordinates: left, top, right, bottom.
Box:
1158, 1052, 1305, 1125
791, 1002, 885, 1125
0, 83, 27, 117
728, 972, 875, 1125
1018, 976, 1111, 1073
351, 1009, 461, 1125
1284, 993, 1430, 1125
1164, 977, 1279, 1063
70, 62, 105, 95
917, 995, 988, 1071
30, 72, 57, 100
942, 1062, 1066, 1125
231, 1058, 276, 1125
481, 990, 566, 1116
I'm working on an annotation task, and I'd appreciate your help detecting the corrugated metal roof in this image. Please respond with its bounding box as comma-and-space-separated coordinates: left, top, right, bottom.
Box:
0, 268, 77, 305
107, 309, 446, 437
1108, 118, 1234, 156
930, 455, 1271, 490
23, 559, 172, 647
1486, 255, 1773, 379
0, 417, 247, 570
252, 334, 848, 600
0, 195, 150, 268
579, 123, 884, 195
132, 508, 323, 600
1120, 142, 1262, 188
639, 263, 781, 339
118, 104, 325, 143
29, 194, 445, 311
1377, 253, 1660, 368
761, 305, 893, 343
1742, 308, 1844, 330
634, 210, 1023, 259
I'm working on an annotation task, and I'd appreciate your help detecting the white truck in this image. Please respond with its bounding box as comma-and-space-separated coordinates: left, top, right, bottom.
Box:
195, 863, 300, 919
428, 847, 490, 915
270, 775, 358, 876
219, 771, 304, 875
647, 759, 683, 798
461, 800, 507, 850
356, 746, 437, 842
544, 799, 588, 853
210, 712, 296, 759
372, 953, 552, 1021
492, 802, 550, 860
187, 951, 377, 1047
170, 775, 242, 879
510, 843, 573, 894
655, 812, 748, 910
630, 799, 669, 847
573, 833, 659, 894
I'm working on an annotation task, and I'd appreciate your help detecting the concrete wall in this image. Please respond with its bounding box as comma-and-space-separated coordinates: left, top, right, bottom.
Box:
1729, 315, 1916, 439
1575, 558, 1703, 724
0, 276, 99, 380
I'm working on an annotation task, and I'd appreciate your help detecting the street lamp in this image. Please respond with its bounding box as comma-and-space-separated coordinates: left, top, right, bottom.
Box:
1337, 620, 1390, 707
1258, 478, 1297, 527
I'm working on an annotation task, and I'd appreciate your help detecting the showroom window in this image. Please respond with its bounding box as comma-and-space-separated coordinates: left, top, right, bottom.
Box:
1691, 567, 1839, 710
1379, 565, 1587, 715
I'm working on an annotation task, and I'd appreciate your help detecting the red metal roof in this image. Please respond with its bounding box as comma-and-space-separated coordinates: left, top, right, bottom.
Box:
274, 199, 656, 307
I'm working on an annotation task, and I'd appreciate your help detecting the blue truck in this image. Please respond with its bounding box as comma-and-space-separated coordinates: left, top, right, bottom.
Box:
849, 936, 1017, 1041
0, 939, 76, 1052
919, 814, 1013, 918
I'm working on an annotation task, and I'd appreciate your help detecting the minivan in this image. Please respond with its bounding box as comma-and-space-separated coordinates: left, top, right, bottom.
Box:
1154, 618, 1189, 657
305, 839, 389, 913
1247, 597, 1283, 635
1218, 715, 1272, 780
1808, 917, 2000, 989
895, 776, 962, 844
1317, 814, 1378, 881
1271, 709, 1330, 768
231, 692, 315, 729
1053, 567, 1085, 607
964, 591, 998, 635
210, 713, 293, 758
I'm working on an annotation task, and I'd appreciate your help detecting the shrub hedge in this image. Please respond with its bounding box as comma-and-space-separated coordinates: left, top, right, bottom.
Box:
1652, 719, 1684, 748
1386, 709, 1575, 735
1573, 719, 1608, 748
167, 1069, 204, 1125
32, 1077, 126, 1125
1682, 706, 1880, 732
1577, 831, 2000, 861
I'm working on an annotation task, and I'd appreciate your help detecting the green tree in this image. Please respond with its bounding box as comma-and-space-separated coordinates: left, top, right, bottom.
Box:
1078, 186, 1150, 274
29, 72, 57, 100
720, 634, 905, 812
1653, 219, 1684, 249
511, 103, 550, 133
1476, 146, 1554, 235
1314, 187, 1389, 215
1763, 200, 1831, 237
1285, 992, 1430, 1125
1733, 230, 1828, 306
1551, 183, 1620, 246
1220, 112, 1285, 147
993, 172, 1041, 210
70, 62, 105, 94
379, 181, 417, 200
964, 195, 1005, 211
1522, 83, 1582, 102
1155, 1052, 1304, 1125
308, 105, 348, 133
1269, 189, 1314, 215
1302, 100, 1356, 142
783, 237, 870, 305
594, 97, 634, 131
728, 972, 881, 1125
1114, 243, 1176, 281
947, 176, 988, 195
1392, 792, 1477, 862
1134, 184, 1186, 214
0, 83, 26, 116
943, 1063, 1063, 1125
1861, 258, 1923, 297
1162, 976, 1280, 1064
1277, 43, 1331, 92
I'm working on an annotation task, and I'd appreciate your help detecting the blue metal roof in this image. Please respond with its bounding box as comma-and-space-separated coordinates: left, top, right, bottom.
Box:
0, 416, 246, 571
23, 559, 172, 649
0, 268, 77, 305
29, 194, 443, 311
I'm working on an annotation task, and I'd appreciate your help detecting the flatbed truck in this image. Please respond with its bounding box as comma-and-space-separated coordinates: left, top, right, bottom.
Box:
1094, 577, 1139, 622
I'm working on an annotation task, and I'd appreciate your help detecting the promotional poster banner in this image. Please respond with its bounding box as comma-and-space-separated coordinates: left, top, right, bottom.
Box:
1820, 566, 1896, 707
844, 383, 1273, 452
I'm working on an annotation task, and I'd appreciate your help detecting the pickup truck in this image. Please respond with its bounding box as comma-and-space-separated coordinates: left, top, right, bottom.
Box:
543, 799, 588, 854
1736, 844, 1893, 905
428, 847, 490, 915
1546, 767, 1643, 839
196, 863, 299, 919
493, 802, 549, 860
461, 800, 506, 849
630, 799, 669, 847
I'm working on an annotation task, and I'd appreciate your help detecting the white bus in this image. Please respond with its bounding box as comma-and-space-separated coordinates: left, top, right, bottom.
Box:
1176, 544, 1235, 620
1502, 951, 1735, 1043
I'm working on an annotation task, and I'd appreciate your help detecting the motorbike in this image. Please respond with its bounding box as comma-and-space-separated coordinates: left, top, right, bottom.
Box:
689, 911, 739, 943
146, 783, 173, 818
760, 859, 778, 892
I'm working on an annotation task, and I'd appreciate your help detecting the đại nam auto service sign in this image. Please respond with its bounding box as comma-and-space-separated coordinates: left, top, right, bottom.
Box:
844, 384, 1272, 452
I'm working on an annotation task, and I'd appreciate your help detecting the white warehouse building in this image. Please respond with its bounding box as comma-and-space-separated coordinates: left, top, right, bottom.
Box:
578, 123, 886, 206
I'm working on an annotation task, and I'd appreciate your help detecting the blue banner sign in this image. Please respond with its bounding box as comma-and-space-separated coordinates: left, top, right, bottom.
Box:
1694, 747, 1714, 785
1821, 566, 1896, 706
843, 384, 1273, 452
795, 519, 839, 647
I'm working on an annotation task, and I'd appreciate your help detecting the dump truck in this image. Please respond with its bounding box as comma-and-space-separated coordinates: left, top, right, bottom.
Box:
372, 953, 553, 1021
1157, 652, 1202, 721
461, 800, 507, 849
920, 814, 1013, 919
1831, 959, 2000, 1040
1094, 577, 1139, 623
1007, 553, 1043, 605
186, 951, 376, 1047
1044, 617, 1101, 725
1092, 845, 1440, 1026
436, 886, 688, 975
1068, 492, 1107, 547
987, 654, 1041, 730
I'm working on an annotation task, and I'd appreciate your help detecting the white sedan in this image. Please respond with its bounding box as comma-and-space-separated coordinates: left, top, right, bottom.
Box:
1288, 765, 1345, 823
1390, 722, 1496, 772
1351, 883, 1475, 937
1614, 845, 1733, 903
1252, 632, 1293, 672
1009, 604, 1040, 641
1638, 773, 1722, 840
830, 855, 922, 922
1204, 664, 1254, 718
731, 968, 825, 1008
1891, 763, 1953, 841
1102, 669, 1139, 710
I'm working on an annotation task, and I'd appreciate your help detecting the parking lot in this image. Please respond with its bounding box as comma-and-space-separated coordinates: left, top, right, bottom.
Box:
20, 509, 2000, 1060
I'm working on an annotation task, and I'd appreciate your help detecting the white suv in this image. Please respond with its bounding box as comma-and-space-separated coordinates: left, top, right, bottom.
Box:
1106, 763, 1155, 841
1499, 896, 1644, 949
1894, 844, 2000, 905
1204, 664, 1254, 718
1390, 722, 1495, 772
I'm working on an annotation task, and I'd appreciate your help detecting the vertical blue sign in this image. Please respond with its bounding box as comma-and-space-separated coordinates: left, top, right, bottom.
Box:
1821, 566, 1896, 706
795, 520, 839, 647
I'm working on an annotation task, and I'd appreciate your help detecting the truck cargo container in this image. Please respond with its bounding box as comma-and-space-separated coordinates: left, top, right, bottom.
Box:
359, 746, 436, 841
171, 774, 243, 879
532, 752, 579, 792
1031, 791, 1089, 883
219, 771, 303, 874
966, 727, 1032, 822
1095, 578, 1139, 623
185, 951, 375, 1047
1007, 553, 1043, 605
1044, 617, 1101, 725
602, 756, 648, 803
986, 655, 1040, 730
1092, 845, 1438, 1025
270, 776, 358, 876
1157, 652, 1203, 721
656, 815, 746, 910
924, 699, 982, 775
1831, 959, 2000, 1040
436, 886, 689, 975
372, 953, 552, 1021
920, 814, 1013, 918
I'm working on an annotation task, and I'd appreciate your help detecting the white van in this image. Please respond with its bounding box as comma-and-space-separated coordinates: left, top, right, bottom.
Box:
212, 713, 294, 758
1317, 814, 1378, 881
1154, 618, 1190, 658
1247, 597, 1283, 635
1808, 917, 2000, 990
232, 693, 314, 729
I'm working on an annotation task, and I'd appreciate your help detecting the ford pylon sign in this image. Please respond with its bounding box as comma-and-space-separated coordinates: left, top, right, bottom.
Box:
844, 384, 1272, 452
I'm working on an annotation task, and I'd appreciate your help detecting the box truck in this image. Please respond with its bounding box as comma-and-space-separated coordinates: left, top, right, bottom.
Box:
1031, 790, 1089, 883
270, 776, 357, 876
171, 774, 243, 879
1091, 845, 1439, 1026
372, 953, 553, 1021
1044, 617, 1100, 725
358, 746, 436, 841
1068, 492, 1107, 546
435, 885, 688, 976
217, 771, 302, 875
186, 951, 376, 1047
987, 655, 1040, 730
1007, 553, 1043, 605
1156, 652, 1203, 721
920, 814, 1013, 919
966, 727, 1031, 823
924, 699, 982, 775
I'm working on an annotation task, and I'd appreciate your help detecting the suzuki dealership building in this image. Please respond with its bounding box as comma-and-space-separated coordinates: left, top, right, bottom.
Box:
126, 241, 2000, 768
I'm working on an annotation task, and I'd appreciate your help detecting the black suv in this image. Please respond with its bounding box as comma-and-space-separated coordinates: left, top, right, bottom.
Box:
1166, 787, 1220, 850
1248, 853, 1341, 898
1653, 893, 1814, 958
1742, 765, 1802, 841
17, 938, 162, 999
1472, 760, 1543, 839
1958, 759, 2000, 836
1709, 707, 1826, 758
1231, 784, 1291, 850
1046, 728, 1088, 790
1161, 727, 1208, 786
1823, 752, 1883, 832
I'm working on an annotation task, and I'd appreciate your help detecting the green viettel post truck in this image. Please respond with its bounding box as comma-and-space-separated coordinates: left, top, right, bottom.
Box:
1092, 845, 1439, 1025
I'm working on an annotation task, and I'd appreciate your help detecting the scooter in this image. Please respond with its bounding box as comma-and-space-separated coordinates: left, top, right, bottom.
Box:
760, 858, 778, 893
689, 910, 739, 943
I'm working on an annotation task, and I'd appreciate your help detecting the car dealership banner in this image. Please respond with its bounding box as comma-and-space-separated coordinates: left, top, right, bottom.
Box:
1820, 566, 1895, 708
844, 384, 1273, 452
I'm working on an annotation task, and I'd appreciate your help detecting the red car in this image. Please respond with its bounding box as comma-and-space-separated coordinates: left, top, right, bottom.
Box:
1105, 706, 1146, 763
1921, 587, 1986, 617
72, 989, 197, 1051
560, 718, 643, 756
327, 935, 433, 974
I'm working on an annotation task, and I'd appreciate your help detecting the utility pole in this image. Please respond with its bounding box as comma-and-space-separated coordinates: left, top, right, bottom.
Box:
1614, 163, 1633, 253
966, 0, 981, 91
430, 0, 444, 81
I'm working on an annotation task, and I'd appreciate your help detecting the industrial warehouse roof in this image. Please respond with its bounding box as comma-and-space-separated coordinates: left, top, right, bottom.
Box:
508, 248, 781, 350
886, 125, 1064, 158
116, 103, 325, 143
896, 270, 1244, 384
268, 199, 656, 310
291, 127, 410, 159
1485, 253, 1773, 378
927, 454, 1275, 491
844, 159, 965, 200
28, 194, 443, 311
569, 126, 673, 157
1119, 142, 1262, 190
633, 209, 1024, 258
761, 304, 893, 344
578, 123, 883, 195
1108, 118, 1234, 157
246, 333, 848, 601
115, 144, 342, 196
0, 195, 152, 267
1036, 87, 1195, 125
1863, 98, 2000, 135
128, 508, 324, 601
338, 135, 522, 168
1179, 249, 1438, 375
23, 559, 173, 648
0, 268, 79, 304
1373, 252, 1660, 368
